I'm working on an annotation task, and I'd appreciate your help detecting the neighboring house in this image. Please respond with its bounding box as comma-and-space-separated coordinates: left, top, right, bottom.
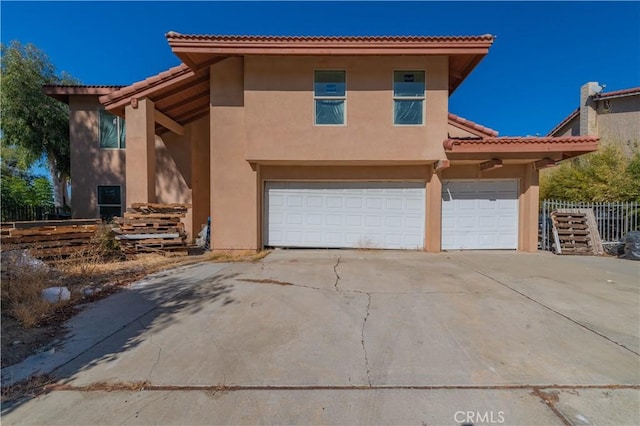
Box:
548, 82, 640, 156
44, 33, 599, 252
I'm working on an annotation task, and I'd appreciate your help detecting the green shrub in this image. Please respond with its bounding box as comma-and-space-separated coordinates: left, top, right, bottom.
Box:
540, 145, 640, 202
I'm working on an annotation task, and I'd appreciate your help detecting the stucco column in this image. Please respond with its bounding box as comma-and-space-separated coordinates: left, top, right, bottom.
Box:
519, 163, 540, 252
425, 167, 442, 253
125, 98, 156, 206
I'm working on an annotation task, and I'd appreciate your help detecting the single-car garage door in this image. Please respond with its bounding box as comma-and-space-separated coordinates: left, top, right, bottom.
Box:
265, 181, 425, 249
441, 180, 518, 250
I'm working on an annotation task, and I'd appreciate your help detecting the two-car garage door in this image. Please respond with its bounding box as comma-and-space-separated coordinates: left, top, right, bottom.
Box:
265, 182, 425, 249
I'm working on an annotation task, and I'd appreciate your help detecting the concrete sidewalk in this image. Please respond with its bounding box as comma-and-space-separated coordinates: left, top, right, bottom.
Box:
2, 250, 638, 425
1, 262, 230, 387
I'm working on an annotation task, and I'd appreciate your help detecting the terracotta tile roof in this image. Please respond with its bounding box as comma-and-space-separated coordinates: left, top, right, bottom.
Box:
100, 64, 210, 132
595, 86, 640, 99
100, 64, 191, 105
547, 107, 579, 136
165, 33, 495, 43
166, 33, 493, 94
448, 113, 498, 137
443, 136, 599, 155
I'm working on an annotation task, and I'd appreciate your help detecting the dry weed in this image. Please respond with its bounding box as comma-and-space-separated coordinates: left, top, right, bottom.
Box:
1, 374, 55, 403
204, 250, 270, 263
1, 262, 53, 328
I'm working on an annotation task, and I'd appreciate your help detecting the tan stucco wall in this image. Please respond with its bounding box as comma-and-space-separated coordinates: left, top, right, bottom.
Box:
244, 55, 449, 162
207, 55, 542, 252
447, 123, 484, 138
596, 96, 640, 155
125, 112, 208, 241
155, 115, 211, 241
69, 96, 126, 219
210, 57, 258, 249
551, 115, 580, 138
551, 96, 639, 156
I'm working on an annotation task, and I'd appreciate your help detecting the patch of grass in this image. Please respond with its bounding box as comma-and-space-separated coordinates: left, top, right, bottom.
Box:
204, 250, 270, 263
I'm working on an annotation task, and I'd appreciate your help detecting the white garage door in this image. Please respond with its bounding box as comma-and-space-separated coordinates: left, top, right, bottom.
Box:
441, 180, 518, 250
265, 182, 425, 249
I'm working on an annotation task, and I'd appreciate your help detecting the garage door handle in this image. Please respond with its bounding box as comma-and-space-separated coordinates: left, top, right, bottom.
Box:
447, 188, 452, 199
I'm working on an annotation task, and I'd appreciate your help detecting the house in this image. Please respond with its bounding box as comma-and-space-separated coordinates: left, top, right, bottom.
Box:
548, 82, 639, 156
44, 33, 599, 252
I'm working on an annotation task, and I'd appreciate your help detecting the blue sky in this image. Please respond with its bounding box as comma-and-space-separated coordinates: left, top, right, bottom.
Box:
2, 1, 639, 139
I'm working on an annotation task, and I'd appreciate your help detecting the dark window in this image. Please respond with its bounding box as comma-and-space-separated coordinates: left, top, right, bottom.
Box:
97, 185, 121, 220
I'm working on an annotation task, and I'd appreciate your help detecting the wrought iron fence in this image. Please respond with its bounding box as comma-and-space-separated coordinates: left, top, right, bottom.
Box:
540, 200, 640, 251
0, 205, 71, 222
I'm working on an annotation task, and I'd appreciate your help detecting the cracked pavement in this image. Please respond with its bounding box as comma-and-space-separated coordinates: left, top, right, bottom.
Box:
2, 250, 638, 425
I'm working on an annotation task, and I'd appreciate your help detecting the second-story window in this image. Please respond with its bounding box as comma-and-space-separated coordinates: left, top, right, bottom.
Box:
314, 70, 346, 125
393, 71, 425, 125
99, 110, 126, 149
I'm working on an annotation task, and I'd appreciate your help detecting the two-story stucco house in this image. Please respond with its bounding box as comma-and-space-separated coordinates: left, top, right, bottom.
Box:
44, 33, 599, 252
547, 82, 640, 157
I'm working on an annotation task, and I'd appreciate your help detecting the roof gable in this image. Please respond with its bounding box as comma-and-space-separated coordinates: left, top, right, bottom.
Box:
166, 33, 495, 94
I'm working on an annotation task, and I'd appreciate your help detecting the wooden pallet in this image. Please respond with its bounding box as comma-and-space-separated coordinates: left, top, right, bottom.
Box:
550, 209, 604, 255
0, 219, 101, 259
114, 204, 189, 255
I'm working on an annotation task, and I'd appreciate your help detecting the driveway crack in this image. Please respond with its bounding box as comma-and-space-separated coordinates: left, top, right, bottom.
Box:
361, 293, 372, 387
333, 256, 342, 291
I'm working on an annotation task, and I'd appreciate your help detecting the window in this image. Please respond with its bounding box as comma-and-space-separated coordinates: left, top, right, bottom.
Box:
393, 71, 425, 125
99, 110, 126, 149
314, 70, 346, 125
97, 185, 122, 220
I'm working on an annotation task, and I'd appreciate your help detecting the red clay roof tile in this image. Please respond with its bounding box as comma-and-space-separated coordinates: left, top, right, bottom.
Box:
100, 64, 192, 105
165, 33, 495, 43
444, 136, 599, 151
448, 113, 498, 137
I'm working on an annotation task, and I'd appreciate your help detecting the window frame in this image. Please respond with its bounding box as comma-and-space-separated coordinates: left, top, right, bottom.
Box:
392, 70, 426, 126
313, 69, 347, 126
96, 185, 122, 220
98, 109, 126, 149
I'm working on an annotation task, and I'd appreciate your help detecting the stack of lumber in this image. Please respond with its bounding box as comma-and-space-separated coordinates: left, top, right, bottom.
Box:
550, 208, 604, 255
0, 219, 100, 259
114, 203, 190, 255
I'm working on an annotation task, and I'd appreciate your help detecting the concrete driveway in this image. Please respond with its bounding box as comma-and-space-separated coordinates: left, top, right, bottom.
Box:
2, 250, 639, 425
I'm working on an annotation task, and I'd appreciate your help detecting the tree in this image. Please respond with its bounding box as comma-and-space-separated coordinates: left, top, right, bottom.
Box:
0, 145, 54, 209
540, 145, 640, 202
0, 41, 79, 207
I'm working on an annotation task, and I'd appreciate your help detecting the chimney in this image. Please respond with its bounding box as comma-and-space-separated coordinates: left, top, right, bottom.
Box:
579, 82, 602, 136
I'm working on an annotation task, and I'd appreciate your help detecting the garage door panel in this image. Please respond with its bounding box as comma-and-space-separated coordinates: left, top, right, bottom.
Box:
265, 181, 425, 249
442, 180, 518, 250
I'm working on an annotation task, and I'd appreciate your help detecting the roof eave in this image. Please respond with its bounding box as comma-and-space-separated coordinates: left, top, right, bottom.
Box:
443, 136, 599, 161
43, 85, 122, 104
167, 35, 493, 90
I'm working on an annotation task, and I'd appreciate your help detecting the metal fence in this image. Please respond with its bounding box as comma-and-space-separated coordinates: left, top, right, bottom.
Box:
0, 205, 71, 222
540, 199, 640, 251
